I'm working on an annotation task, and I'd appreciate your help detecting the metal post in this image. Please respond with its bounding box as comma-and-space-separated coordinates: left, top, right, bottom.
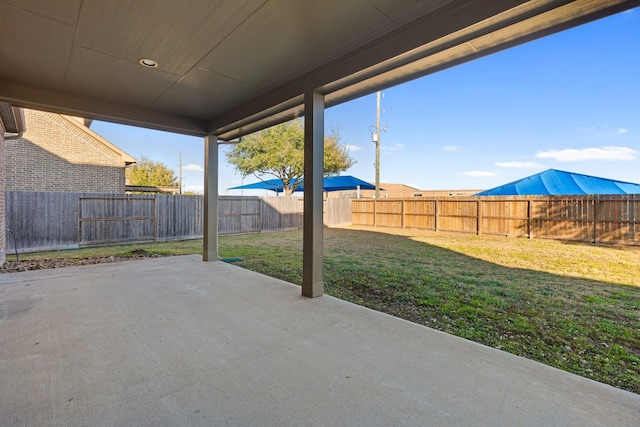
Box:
203, 135, 219, 261
302, 91, 325, 298
375, 91, 381, 199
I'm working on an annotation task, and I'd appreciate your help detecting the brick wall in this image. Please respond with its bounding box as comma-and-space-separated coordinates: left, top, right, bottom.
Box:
0, 125, 5, 265
5, 110, 127, 193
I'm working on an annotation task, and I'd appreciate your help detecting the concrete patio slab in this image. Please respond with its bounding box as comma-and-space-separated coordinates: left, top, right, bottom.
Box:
1, 255, 638, 426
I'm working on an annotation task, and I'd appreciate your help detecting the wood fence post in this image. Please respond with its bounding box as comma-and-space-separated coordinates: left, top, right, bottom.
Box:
434, 200, 439, 232
401, 200, 405, 229
259, 197, 264, 231
527, 199, 532, 239
373, 199, 377, 227
153, 195, 158, 243
477, 200, 481, 235
77, 196, 82, 246
593, 196, 598, 244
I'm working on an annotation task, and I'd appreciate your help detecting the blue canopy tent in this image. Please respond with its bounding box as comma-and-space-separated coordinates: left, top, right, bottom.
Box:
475, 169, 640, 196
229, 175, 379, 193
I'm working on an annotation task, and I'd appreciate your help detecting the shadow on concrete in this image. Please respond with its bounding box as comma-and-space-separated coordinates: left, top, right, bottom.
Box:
1, 255, 639, 425
221, 226, 640, 394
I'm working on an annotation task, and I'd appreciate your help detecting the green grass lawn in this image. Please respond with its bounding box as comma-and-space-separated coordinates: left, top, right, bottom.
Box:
7, 227, 640, 393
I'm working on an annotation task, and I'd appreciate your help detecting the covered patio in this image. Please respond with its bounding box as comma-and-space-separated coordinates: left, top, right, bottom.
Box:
2, 1, 640, 424
1, 256, 638, 426
2, 0, 640, 297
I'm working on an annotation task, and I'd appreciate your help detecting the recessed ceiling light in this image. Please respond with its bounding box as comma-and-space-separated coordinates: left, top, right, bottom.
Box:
139, 58, 158, 68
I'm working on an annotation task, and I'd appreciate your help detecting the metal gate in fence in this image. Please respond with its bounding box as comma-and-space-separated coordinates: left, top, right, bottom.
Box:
78, 196, 157, 246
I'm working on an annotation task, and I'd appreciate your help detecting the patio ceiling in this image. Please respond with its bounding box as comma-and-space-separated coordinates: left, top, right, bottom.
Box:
0, 0, 638, 140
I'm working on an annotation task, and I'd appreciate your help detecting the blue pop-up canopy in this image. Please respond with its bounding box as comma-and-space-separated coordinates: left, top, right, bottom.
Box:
229, 175, 379, 193
475, 169, 640, 196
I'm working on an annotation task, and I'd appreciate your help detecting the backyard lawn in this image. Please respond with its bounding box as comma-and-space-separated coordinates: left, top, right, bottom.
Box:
5, 226, 640, 394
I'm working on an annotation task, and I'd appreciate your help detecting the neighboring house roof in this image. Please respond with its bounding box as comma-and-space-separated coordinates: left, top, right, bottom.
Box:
359, 183, 420, 198
4, 108, 137, 193
61, 115, 136, 165
418, 189, 484, 197
475, 169, 640, 196
125, 185, 179, 194
229, 175, 378, 193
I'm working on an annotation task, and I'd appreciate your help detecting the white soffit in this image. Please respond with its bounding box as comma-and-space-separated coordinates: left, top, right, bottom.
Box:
0, 0, 637, 138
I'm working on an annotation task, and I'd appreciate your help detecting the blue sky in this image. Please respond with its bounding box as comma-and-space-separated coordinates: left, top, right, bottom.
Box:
92, 7, 640, 194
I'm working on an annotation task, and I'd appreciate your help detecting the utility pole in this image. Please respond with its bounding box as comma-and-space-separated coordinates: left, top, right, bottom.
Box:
374, 91, 381, 199
179, 152, 182, 194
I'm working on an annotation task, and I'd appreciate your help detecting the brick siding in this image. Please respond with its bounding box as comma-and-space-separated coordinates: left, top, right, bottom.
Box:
5, 110, 128, 193
0, 126, 5, 265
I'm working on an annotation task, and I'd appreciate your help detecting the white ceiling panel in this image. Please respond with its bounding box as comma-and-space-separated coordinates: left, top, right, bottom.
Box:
0, 2, 75, 87
369, 0, 453, 26
198, 0, 397, 89
74, 0, 267, 76
0, 0, 81, 25
0, 0, 637, 137
153, 67, 264, 119
65, 47, 181, 105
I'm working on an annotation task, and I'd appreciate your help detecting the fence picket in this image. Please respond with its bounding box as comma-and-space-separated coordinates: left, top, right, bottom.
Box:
5, 192, 350, 253
7, 193, 640, 253
351, 195, 640, 246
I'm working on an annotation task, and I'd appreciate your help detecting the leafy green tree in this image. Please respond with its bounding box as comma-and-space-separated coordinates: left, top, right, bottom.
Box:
126, 156, 179, 188
226, 120, 354, 196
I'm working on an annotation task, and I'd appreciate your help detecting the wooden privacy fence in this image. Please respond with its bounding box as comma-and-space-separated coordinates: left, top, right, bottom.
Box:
352, 195, 640, 245
78, 196, 157, 246
5, 192, 351, 253
5, 192, 205, 252
217, 197, 351, 233
218, 196, 302, 234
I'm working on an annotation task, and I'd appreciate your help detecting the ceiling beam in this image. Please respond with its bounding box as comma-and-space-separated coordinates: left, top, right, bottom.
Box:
323, 0, 640, 110
0, 80, 209, 136
210, 0, 548, 138
212, 0, 639, 141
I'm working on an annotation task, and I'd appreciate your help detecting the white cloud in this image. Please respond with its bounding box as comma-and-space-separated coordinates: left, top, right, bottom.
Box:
346, 144, 364, 152
183, 163, 204, 172
495, 161, 543, 168
578, 126, 631, 137
463, 171, 497, 177
442, 145, 460, 152
535, 146, 638, 162
381, 143, 404, 152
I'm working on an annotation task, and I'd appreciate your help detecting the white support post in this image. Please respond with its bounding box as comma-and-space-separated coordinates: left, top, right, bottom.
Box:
203, 135, 219, 261
302, 91, 325, 298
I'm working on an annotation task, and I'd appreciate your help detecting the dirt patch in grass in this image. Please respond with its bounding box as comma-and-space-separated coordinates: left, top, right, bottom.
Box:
1, 249, 170, 273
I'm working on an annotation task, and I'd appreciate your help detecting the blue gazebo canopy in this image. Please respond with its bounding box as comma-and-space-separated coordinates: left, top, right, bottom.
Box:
229, 175, 379, 193
475, 169, 640, 196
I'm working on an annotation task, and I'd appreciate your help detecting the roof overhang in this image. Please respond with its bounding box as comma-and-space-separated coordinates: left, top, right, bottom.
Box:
0, 102, 26, 134
60, 114, 137, 164
0, 0, 637, 140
